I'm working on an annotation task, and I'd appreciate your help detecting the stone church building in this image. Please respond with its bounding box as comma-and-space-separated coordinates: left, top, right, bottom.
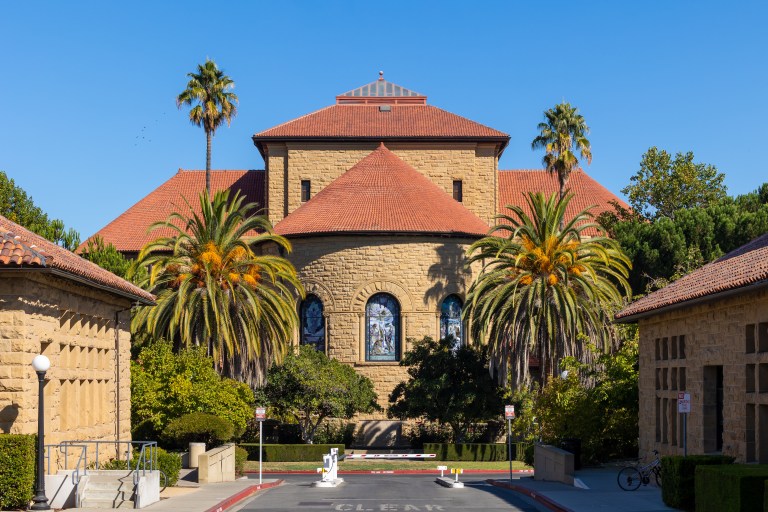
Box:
91, 76, 623, 407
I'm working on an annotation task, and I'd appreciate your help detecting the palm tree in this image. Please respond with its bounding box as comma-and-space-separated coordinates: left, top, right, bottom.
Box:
531, 102, 592, 201
177, 59, 238, 195
131, 189, 304, 387
464, 192, 630, 387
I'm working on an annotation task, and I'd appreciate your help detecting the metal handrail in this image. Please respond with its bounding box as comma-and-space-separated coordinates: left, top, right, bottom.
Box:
59, 440, 158, 485
44, 444, 88, 485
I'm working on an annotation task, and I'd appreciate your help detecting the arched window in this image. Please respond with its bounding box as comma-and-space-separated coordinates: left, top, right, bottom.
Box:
300, 294, 325, 352
440, 294, 463, 348
365, 293, 400, 361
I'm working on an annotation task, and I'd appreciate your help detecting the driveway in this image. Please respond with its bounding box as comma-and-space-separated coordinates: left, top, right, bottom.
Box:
235, 473, 547, 512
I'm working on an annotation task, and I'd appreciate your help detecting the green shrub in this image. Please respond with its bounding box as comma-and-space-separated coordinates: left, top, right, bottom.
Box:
239, 443, 345, 462
312, 420, 357, 446
154, 448, 182, 487
695, 464, 768, 512
92, 447, 181, 487
423, 443, 512, 461
403, 422, 452, 449
660, 455, 734, 511
235, 446, 248, 476
523, 444, 535, 466
162, 412, 234, 449
0, 434, 36, 510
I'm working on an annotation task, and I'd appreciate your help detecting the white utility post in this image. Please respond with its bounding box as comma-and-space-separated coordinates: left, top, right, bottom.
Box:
255, 406, 267, 484
505, 405, 516, 482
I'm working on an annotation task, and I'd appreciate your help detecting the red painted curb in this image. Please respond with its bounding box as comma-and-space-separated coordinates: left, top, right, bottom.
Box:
203, 479, 283, 512
244, 469, 534, 475
486, 479, 574, 512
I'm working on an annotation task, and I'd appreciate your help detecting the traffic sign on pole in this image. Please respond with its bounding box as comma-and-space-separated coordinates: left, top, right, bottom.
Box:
677, 393, 690, 414
255, 407, 267, 421
505, 405, 515, 420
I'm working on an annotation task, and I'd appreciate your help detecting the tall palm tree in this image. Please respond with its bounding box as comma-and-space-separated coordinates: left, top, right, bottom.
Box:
531, 102, 592, 201
464, 192, 630, 387
177, 59, 238, 195
131, 189, 304, 387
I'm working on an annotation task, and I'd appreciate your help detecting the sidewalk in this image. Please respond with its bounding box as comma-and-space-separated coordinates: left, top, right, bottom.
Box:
490, 468, 676, 512
65, 478, 282, 512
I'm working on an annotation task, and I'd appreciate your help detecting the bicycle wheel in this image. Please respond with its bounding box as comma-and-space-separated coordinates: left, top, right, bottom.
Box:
618, 467, 642, 491
654, 467, 662, 488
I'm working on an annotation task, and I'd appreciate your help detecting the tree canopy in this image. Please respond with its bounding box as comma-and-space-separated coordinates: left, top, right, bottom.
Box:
177, 59, 238, 194
0, 170, 80, 250
465, 192, 631, 386
531, 102, 592, 201
388, 336, 504, 443
260, 345, 380, 444
131, 189, 303, 387
621, 147, 726, 220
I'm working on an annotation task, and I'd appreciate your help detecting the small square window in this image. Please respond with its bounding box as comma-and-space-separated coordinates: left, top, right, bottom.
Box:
453, 180, 463, 202
301, 180, 311, 202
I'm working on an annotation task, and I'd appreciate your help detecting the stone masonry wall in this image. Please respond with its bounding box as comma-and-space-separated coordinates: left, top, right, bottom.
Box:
637, 287, 768, 463
264, 141, 499, 227
0, 272, 133, 469
289, 235, 482, 416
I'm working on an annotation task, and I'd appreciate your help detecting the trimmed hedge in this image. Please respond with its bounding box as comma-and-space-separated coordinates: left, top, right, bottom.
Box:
239, 443, 345, 462
423, 443, 529, 462
661, 455, 734, 511
0, 434, 36, 510
162, 412, 234, 449
695, 464, 768, 512
94, 447, 182, 487
235, 446, 248, 475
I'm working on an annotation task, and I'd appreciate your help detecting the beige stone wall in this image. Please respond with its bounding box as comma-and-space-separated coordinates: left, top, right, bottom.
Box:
637, 287, 768, 462
264, 141, 499, 226
288, 235, 481, 416
0, 272, 133, 469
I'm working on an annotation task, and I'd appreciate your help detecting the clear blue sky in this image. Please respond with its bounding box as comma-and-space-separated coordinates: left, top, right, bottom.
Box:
2, 1, 767, 238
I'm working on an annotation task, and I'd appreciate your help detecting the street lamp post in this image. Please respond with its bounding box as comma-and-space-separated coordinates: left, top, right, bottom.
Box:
31, 355, 51, 511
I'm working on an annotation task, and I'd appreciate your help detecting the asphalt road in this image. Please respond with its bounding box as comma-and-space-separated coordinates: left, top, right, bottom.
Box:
235, 473, 547, 512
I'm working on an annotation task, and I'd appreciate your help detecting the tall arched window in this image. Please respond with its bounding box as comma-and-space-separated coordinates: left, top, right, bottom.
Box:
440, 294, 463, 348
365, 293, 400, 361
300, 294, 325, 352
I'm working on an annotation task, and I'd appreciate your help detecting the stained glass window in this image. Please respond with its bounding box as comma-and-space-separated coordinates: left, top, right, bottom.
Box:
300, 295, 325, 352
440, 295, 463, 348
365, 293, 400, 361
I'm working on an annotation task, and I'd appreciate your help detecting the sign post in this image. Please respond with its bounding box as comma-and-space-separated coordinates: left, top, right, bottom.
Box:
677, 392, 690, 457
255, 406, 267, 483
505, 405, 515, 482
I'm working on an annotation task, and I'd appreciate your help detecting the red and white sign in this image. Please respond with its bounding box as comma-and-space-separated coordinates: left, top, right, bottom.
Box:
678, 392, 691, 414
255, 407, 267, 421
505, 405, 515, 420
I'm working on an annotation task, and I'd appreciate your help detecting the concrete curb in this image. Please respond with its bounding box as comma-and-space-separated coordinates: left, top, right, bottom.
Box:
246, 469, 534, 475
486, 479, 574, 512
203, 479, 283, 512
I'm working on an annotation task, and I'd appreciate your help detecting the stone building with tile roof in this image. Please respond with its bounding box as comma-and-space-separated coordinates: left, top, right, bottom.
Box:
0, 214, 154, 465
89, 76, 626, 427
616, 233, 768, 462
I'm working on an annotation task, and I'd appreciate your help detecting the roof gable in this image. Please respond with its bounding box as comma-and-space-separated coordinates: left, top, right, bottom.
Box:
336, 74, 427, 105
616, 232, 768, 321
274, 144, 490, 238
86, 170, 265, 253
0, 215, 154, 304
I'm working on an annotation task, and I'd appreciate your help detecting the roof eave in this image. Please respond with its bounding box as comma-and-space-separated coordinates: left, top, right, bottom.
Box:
0, 267, 155, 306
615, 278, 768, 324
278, 230, 487, 240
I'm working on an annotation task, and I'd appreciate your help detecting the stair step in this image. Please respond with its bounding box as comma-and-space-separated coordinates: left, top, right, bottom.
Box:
80, 498, 134, 509
83, 489, 134, 500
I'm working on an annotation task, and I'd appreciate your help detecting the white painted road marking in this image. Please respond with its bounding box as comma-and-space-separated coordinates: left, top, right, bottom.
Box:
334, 505, 446, 511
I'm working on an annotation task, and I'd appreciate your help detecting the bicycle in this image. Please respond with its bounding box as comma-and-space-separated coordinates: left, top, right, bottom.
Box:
617, 450, 662, 491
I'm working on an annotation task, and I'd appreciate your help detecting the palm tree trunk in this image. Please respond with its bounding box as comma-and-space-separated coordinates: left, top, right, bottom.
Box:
206, 130, 212, 196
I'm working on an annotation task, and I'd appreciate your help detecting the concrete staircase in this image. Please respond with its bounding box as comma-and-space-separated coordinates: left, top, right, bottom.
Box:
79, 471, 136, 509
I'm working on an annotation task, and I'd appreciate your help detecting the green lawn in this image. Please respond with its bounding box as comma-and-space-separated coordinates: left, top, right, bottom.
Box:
243, 460, 530, 472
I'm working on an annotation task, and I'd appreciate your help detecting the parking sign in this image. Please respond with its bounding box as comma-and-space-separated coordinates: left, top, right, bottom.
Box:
505, 405, 515, 419
677, 393, 691, 414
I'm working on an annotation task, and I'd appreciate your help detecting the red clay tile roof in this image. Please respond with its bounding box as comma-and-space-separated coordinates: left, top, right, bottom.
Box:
274, 144, 490, 238
616, 232, 768, 321
253, 104, 509, 140
86, 170, 265, 253
0, 215, 154, 304
498, 169, 627, 236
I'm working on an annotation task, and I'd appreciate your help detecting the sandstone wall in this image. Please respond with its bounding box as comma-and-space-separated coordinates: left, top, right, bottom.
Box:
0, 272, 133, 469
289, 235, 482, 415
264, 141, 498, 227
637, 286, 768, 462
